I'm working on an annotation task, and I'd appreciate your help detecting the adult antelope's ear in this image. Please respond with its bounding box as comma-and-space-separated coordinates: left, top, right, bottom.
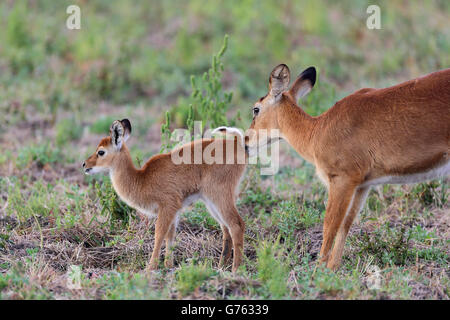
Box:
120, 119, 132, 142
289, 66, 316, 102
269, 64, 290, 98
110, 120, 126, 150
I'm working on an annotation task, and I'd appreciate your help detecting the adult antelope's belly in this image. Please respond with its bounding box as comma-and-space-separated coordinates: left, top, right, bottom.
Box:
361, 160, 449, 187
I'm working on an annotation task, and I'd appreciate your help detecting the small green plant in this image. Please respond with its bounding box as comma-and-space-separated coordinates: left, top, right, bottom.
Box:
160, 111, 172, 153
241, 186, 279, 216
411, 181, 447, 207
0, 262, 53, 299
175, 260, 215, 296
352, 223, 414, 266
256, 240, 289, 298
182, 202, 219, 230
0, 233, 10, 250
272, 200, 322, 244
100, 272, 165, 299
94, 180, 135, 228
188, 34, 233, 129
160, 35, 234, 152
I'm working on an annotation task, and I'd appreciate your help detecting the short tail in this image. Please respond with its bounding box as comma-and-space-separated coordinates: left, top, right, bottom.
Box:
211, 126, 245, 147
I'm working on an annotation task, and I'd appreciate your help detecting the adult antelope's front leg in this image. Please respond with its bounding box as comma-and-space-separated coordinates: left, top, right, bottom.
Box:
327, 186, 370, 270
319, 179, 357, 265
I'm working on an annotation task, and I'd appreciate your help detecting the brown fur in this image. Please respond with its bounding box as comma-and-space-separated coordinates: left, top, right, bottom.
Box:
247, 65, 450, 270
84, 122, 247, 272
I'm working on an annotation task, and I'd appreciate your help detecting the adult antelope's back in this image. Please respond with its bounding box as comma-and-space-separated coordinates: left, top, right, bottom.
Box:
246, 64, 449, 270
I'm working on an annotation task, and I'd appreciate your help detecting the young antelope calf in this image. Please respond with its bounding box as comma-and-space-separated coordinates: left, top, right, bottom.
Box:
83, 119, 247, 272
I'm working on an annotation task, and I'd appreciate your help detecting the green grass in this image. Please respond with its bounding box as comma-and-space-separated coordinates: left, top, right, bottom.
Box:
175, 260, 216, 296
256, 240, 289, 298
16, 144, 62, 169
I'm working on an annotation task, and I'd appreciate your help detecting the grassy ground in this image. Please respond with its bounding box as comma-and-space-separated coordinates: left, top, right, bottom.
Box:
0, 1, 449, 299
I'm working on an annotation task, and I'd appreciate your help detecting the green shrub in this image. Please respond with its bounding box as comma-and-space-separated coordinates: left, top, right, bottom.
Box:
352, 223, 414, 266
272, 200, 322, 243
100, 272, 164, 299
411, 181, 447, 207
175, 260, 215, 296
94, 180, 135, 228
161, 35, 234, 152
182, 202, 220, 230
256, 240, 289, 298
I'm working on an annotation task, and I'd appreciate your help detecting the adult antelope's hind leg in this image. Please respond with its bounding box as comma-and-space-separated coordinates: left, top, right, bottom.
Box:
319, 179, 357, 265
327, 186, 370, 270
147, 207, 178, 271
219, 225, 233, 269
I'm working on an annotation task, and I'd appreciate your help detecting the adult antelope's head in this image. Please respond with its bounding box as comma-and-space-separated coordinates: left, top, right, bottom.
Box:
83, 119, 132, 174
246, 64, 316, 152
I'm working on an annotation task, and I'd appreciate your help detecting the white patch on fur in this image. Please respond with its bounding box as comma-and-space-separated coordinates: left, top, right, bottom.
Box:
108, 171, 158, 218
294, 83, 312, 101
315, 168, 329, 189
201, 196, 227, 228
211, 126, 244, 146
361, 160, 450, 188
341, 186, 370, 227
85, 166, 108, 175
235, 171, 246, 198
138, 202, 159, 218
183, 193, 201, 207
267, 94, 281, 104
120, 197, 158, 218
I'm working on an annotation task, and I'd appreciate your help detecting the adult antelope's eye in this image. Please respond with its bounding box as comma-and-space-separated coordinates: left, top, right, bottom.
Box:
253, 107, 260, 116
98, 150, 105, 156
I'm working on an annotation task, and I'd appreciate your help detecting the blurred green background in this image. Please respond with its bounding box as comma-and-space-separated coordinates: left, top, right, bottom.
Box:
0, 0, 449, 128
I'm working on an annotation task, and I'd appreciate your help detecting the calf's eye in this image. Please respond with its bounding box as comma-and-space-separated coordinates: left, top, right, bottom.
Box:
98, 150, 105, 156
253, 107, 260, 116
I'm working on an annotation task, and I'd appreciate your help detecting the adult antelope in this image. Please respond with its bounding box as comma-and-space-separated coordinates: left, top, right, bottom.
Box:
83, 119, 246, 272
246, 64, 450, 270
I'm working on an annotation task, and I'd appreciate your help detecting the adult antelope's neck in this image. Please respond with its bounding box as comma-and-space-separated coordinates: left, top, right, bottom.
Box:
276, 102, 317, 163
